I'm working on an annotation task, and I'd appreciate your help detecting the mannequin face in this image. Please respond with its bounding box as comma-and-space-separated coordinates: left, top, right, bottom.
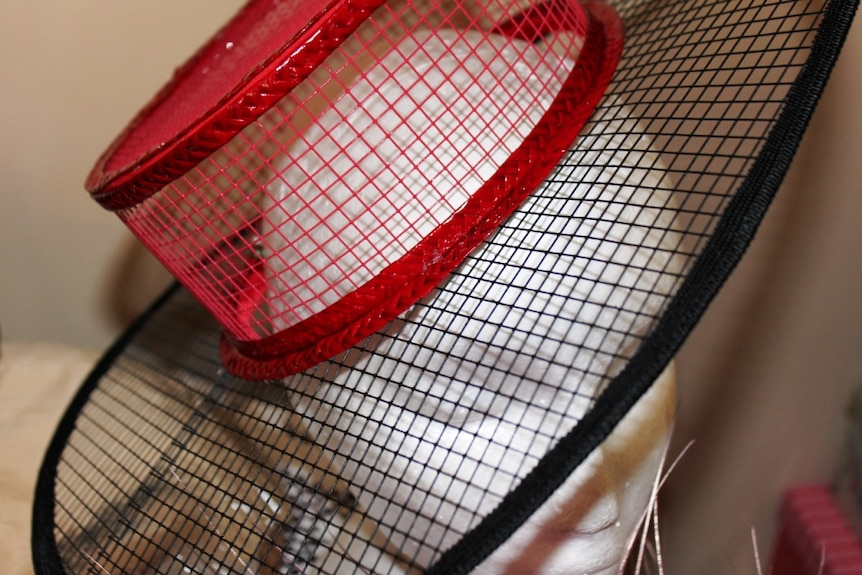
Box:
474, 363, 677, 575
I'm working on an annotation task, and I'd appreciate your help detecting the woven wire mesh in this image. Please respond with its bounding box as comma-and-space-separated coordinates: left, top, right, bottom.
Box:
34, 0, 856, 573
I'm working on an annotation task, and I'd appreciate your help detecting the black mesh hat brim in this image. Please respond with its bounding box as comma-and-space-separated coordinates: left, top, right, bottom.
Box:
33, 0, 859, 574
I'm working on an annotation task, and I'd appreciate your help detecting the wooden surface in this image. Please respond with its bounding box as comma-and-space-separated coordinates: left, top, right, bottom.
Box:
0, 341, 99, 575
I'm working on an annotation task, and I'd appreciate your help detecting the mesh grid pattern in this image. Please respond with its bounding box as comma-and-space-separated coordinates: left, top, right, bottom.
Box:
34, 0, 857, 573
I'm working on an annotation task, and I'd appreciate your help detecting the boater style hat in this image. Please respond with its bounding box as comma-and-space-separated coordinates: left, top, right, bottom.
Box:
33, 0, 857, 574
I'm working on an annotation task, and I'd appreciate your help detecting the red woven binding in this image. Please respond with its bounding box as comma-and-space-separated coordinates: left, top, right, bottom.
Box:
86, 0, 385, 209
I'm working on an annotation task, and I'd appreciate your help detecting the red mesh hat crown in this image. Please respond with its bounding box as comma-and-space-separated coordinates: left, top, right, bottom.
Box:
86, 0, 623, 380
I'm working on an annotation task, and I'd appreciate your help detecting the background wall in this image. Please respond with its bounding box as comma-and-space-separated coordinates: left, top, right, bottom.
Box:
1, 2, 860, 573
0, 0, 241, 348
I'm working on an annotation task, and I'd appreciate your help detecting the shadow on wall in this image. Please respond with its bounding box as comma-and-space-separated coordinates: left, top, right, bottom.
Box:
101, 237, 175, 330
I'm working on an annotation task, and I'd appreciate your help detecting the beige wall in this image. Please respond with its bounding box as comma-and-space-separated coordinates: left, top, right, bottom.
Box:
0, 1, 241, 348
1, 1, 860, 573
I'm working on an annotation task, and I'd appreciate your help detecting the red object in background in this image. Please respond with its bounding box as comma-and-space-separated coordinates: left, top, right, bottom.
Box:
771, 485, 862, 575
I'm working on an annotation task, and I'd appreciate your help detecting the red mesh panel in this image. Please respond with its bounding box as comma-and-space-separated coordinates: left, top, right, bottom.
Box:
86, 0, 623, 379
93, 0, 363, 184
